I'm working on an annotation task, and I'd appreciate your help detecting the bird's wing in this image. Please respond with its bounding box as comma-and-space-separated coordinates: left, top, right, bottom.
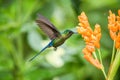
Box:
36, 14, 61, 40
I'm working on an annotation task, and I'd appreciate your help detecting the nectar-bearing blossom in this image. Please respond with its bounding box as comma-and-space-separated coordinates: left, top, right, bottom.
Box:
77, 12, 102, 69
108, 10, 118, 40
115, 32, 120, 48
108, 10, 120, 48
93, 24, 101, 48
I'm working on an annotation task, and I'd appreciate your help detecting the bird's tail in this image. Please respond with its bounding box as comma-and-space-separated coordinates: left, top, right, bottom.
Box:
29, 41, 53, 62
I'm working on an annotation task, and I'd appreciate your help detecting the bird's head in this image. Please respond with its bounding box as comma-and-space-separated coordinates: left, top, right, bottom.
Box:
63, 30, 74, 34
62, 30, 74, 39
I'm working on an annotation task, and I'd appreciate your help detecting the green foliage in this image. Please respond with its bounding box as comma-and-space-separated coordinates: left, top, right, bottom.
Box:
0, 0, 120, 80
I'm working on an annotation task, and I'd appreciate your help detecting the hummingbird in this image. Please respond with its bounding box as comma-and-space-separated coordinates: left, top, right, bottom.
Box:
29, 14, 75, 61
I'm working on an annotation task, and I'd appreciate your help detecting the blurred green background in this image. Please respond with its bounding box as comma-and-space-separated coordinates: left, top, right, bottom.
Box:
0, 0, 120, 80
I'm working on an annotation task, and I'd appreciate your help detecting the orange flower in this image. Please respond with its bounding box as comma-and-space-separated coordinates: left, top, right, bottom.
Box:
77, 12, 102, 69
108, 10, 120, 48
115, 32, 120, 48
84, 55, 102, 69
108, 10, 118, 40
118, 10, 120, 16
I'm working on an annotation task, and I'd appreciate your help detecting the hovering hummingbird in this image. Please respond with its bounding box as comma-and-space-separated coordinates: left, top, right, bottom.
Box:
29, 14, 75, 61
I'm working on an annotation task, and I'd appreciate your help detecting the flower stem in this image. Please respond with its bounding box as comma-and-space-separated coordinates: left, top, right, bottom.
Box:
107, 49, 120, 80
97, 49, 107, 79
93, 50, 107, 79
93, 51, 98, 60
98, 49, 103, 64
101, 67, 107, 79
110, 40, 116, 64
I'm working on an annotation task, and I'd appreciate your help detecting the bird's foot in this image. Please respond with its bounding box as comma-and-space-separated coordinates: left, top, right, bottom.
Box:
54, 47, 57, 51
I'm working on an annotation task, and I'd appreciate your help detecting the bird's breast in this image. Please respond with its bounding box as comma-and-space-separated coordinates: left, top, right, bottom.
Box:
52, 37, 65, 48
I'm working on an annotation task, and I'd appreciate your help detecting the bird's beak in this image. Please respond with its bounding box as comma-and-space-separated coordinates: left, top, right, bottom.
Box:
73, 32, 78, 34
70, 28, 78, 34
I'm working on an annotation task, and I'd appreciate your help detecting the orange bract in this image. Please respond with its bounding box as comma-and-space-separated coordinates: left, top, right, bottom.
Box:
84, 55, 102, 69
108, 10, 117, 40
115, 32, 120, 48
77, 12, 102, 69
108, 10, 120, 48
118, 10, 120, 16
